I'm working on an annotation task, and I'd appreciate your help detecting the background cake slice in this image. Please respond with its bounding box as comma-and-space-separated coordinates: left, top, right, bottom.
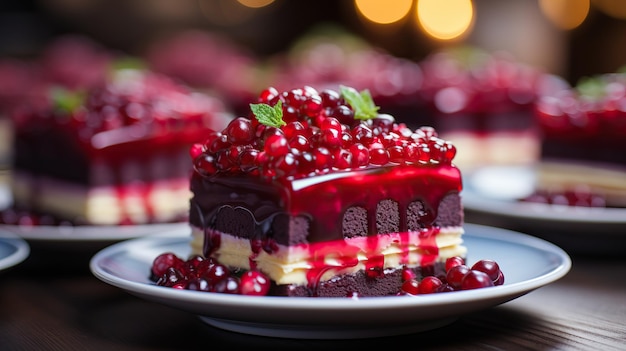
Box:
8, 67, 231, 226
532, 69, 626, 208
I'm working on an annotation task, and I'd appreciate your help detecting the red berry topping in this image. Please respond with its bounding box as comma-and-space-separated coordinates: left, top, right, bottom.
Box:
191, 85, 458, 181
225, 117, 254, 145
149, 254, 504, 297
240, 270, 271, 296
151, 252, 184, 278
401, 279, 420, 295
445, 256, 465, 272
471, 259, 501, 281
446, 264, 470, 290
461, 270, 495, 290
418, 276, 443, 294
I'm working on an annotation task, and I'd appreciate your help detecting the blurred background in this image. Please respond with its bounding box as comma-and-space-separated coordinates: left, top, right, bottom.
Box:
1, 0, 625, 248
1, 0, 626, 171
1, 0, 625, 85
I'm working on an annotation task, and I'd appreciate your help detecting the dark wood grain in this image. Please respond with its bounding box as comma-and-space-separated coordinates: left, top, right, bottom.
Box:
1, 240, 625, 351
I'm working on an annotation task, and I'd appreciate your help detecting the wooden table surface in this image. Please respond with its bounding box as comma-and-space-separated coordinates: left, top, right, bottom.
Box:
1, 226, 625, 351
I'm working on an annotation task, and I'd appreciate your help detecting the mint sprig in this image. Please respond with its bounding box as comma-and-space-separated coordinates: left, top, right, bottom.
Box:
50, 86, 84, 114
250, 100, 286, 128
340, 85, 379, 120
576, 76, 606, 100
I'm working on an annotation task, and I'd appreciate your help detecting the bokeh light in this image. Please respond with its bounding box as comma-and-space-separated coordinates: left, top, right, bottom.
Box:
354, 0, 413, 24
416, 0, 474, 40
538, 0, 589, 30
237, 0, 275, 9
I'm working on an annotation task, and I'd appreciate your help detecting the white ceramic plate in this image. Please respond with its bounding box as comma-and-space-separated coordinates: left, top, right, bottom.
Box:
0, 231, 30, 272
90, 223, 571, 339
462, 164, 626, 225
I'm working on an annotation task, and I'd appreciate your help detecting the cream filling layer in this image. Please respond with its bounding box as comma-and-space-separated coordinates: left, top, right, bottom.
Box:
441, 130, 540, 170
11, 172, 190, 225
190, 226, 466, 286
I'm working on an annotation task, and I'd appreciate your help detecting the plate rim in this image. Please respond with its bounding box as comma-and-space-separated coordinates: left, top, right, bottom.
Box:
89, 223, 572, 311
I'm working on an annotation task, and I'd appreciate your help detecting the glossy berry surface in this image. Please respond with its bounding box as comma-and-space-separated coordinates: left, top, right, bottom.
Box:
192, 85, 457, 182
401, 257, 505, 296
150, 253, 271, 296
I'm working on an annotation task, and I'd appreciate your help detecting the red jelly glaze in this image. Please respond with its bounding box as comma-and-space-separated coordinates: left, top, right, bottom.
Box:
282, 164, 460, 239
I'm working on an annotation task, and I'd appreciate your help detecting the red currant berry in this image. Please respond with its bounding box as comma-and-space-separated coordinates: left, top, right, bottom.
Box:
225, 117, 254, 145
401, 279, 420, 295
418, 276, 443, 294
240, 270, 271, 296
446, 264, 470, 290
461, 270, 494, 290
264, 134, 289, 157
445, 256, 465, 272
151, 252, 184, 278
471, 259, 501, 281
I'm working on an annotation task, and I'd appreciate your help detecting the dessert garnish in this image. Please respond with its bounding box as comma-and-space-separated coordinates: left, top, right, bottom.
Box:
149, 253, 504, 297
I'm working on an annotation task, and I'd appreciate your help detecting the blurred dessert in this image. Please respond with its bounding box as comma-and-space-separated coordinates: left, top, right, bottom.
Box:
6, 66, 231, 226
0, 35, 113, 170
0, 59, 37, 170
145, 29, 262, 117
39, 34, 114, 91
418, 46, 559, 170
531, 69, 626, 208
266, 25, 428, 131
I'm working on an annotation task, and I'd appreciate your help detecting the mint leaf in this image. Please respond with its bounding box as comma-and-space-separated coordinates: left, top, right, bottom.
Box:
50, 87, 84, 114
250, 100, 286, 128
110, 56, 146, 72
340, 85, 379, 120
576, 76, 606, 100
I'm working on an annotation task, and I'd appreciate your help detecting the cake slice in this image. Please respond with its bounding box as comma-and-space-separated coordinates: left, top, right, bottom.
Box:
187, 85, 466, 297
9, 68, 230, 226
532, 70, 626, 207
418, 46, 556, 169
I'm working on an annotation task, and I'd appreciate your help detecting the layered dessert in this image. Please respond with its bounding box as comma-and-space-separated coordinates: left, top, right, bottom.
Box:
0, 35, 113, 170
145, 30, 261, 117
531, 70, 626, 208
0, 59, 35, 170
185, 85, 466, 297
266, 25, 428, 130
8, 67, 231, 225
418, 46, 559, 169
